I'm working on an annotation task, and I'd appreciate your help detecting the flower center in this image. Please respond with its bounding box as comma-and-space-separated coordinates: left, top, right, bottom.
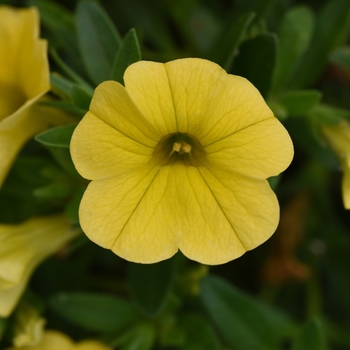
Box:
153, 132, 205, 166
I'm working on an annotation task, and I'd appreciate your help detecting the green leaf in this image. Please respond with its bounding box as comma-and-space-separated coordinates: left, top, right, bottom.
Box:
292, 319, 326, 350
272, 6, 314, 93
210, 12, 255, 71
233, 0, 277, 20
49, 292, 139, 333
181, 313, 221, 350
65, 186, 86, 223
35, 124, 77, 148
33, 183, 73, 200
38, 100, 85, 117
128, 258, 175, 317
50, 48, 94, 91
308, 104, 350, 125
279, 90, 322, 116
50, 74, 75, 100
330, 46, 350, 73
290, 0, 350, 89
28, 0, 78, 63
70, 85, 92, 111
112, 28, 142, 84
76, 1, 122, 85
200, 275, 295, 350
118, 322, 155, 350
47, 147, 80, 178
232, 33, 277, 97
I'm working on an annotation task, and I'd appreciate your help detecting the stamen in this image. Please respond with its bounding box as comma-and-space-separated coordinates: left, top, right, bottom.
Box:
172, 141, 192, 155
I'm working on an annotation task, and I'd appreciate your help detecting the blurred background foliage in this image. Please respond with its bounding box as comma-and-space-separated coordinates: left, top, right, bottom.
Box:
1, 0, 350, 349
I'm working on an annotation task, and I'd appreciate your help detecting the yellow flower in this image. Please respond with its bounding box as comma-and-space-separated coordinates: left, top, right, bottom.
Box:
322, 120, 350, 209
0, 6, 72, 186
70, 58, 293, 265
12, 301, 46, 347
6, 330, 112, 350
0, 215, 80, 317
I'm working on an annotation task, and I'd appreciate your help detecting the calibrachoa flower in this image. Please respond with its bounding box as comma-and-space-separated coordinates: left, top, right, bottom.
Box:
322, 120, 350, 209
0, 6, 72, 186
0, 215, 80, 317
6, 330, 112, 350
71, 58, 293, 265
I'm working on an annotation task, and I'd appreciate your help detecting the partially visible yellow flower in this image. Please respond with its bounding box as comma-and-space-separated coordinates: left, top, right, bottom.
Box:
322, 120, 350, 209
7, 330, 112, 350
0, 6, 72, 186
71, 58, 293, 265
0, 215, 80, 317
12, 301, 46, 347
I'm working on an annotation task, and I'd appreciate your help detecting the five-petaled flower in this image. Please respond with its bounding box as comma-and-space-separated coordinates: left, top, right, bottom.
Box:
71, 58, 294, 265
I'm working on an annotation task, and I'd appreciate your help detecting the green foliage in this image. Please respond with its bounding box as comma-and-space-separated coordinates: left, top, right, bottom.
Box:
289, 0, 350, 89
76, 1, 122, 85
232, 33, 278, 97
128, 259, 175, 317
200, 275, 295, 350
49, 292, 140, 333
210, 12, 255, 71
35, 124, 76, 148
272, 5, 314, 93
112, 28, 142, 84
291, 319, 326, 350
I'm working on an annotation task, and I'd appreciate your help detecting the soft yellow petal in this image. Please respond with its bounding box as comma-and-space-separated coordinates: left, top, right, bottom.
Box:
79, 162, 278, 265
79, 164, 179, 261
163, 59, 275, 145
204, 117, 293, 178
0, 215, 80, 317
70, 111, 154, 181
0, 277, 28, 319
0, 102, 75, 187
124, 61, 177, 136
0, 6, 49, 118
89, 81, 159, 145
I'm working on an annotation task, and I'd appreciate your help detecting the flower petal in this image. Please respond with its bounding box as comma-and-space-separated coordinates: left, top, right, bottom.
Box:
0, 6, 48, 111
204, 117, 293, 178
0, 103, 74, 187
162, 58, 274, 146
79, 161, 278, 265
70, 111, 154, 181
89, 81, 159, 145
79, 165, 179, 262
0, 215, 80, 317
123, 61, 177, 136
